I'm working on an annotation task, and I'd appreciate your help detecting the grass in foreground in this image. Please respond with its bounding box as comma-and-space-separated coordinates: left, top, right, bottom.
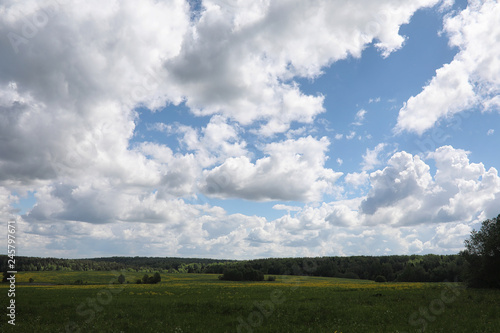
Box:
1, 272, 499, 332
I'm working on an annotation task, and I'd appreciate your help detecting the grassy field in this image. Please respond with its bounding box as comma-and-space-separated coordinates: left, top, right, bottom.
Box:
1, 271, 499, 332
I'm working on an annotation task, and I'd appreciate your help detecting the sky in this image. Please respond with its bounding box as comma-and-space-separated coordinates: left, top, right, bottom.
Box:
0, 0, 499, 259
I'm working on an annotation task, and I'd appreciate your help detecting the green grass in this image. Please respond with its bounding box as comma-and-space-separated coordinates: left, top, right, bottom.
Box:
1, 272, 499, 332
12, 270, 151, 285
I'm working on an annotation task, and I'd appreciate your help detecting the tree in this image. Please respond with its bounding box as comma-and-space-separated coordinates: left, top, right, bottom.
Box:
219, 267, 264, 281
142, 274, 149, 284
461, 214, 500, 288
118, 274, 126, 284
152, 272, 161, 284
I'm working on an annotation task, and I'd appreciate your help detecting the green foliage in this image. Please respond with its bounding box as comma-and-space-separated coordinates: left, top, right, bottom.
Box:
375, 275, 387, 283
118, 274, 125, 284
0, 253, 466, 283
267, 275, 276, 281
0, 255, 233, 273
141, 272, 162, 284
341, 271, 360, 280
219, 267, 264, 281
461, 214, 500, 288
29, 277, 34, 283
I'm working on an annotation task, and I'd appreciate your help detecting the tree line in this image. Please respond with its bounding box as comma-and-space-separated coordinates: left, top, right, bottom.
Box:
0, 256, 233, 273
210, 254, 465, 282
0, 253, 464, 282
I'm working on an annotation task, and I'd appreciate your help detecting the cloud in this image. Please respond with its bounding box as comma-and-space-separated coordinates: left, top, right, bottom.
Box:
396, 61, 476, 135
199, 136, 342, 201
24, 183, 202, 225
136, 142, 200, 198
325, 203, 361, 227
273, 204, 302, 212
14, 145, 499, 259
360, 146, 500, 226
396, 0, 500, 134
361, 143, 387, 171
487, 129, 494, 136
0, 82, 58, 184
361, 151, 432, 216
168, 115, 248, 168
165, 0, 442, 135
0, 0, 444, 193
0, 187, 18, 224
0, 0, 191, 189
352, 109, 367, 126
3, 0, 494, 259
345, 171, 369, 188
429, 146, 500, 222
0, 0, 444, 191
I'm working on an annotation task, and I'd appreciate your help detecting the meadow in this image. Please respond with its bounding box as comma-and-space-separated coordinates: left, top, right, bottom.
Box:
1, 271, 499, 332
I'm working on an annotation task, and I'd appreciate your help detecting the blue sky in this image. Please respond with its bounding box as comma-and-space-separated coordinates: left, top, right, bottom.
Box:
1, 0, 499, 259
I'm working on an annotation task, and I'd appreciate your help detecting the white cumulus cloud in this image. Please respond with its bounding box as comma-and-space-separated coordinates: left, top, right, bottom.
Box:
200, 136, 342, 201
396, 0, 500, 134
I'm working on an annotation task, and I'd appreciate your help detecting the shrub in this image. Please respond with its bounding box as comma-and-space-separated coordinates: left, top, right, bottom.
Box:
29, 278, 34, 283
118, 274, 125, 284
152, 272, 161, 284
375, 275, 387, 283
139, 272, 161, 284
220, 269, 243, 281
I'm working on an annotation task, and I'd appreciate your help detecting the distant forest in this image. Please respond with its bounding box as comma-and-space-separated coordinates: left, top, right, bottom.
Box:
0, 254, 465, 283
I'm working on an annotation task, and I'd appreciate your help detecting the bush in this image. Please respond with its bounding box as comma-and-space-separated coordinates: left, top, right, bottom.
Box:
152, 272, 161, 284
267, 276, 276, 281
140, 272, 161, 284
220, 269, 243, 281
375, 275, 387, 283
29, 278, 34, 283
118, 274, 125, 284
